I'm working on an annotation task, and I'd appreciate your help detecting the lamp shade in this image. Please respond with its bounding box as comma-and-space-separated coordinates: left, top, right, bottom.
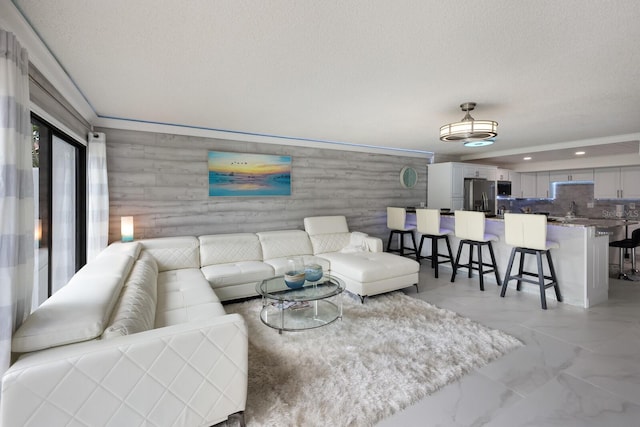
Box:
121, 216, 134, 242
440, 102, 498, 142
440, 120, 498, 142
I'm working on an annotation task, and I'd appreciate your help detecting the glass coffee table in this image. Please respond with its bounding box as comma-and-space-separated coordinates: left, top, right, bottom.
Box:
257, 275, 345, 333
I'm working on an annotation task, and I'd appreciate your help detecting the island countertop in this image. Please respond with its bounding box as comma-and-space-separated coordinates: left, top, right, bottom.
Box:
406, 213, 612, 308
485, 216, 638, 230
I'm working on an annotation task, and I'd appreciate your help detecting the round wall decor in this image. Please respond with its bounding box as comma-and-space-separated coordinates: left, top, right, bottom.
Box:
400, 166, 418, 188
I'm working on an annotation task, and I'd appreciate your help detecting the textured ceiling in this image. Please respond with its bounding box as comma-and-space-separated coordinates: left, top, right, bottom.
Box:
12, 0, 640, 161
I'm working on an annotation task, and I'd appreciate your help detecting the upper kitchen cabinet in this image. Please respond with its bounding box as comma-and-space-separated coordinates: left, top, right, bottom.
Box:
517, 171, 550, 198
510, 172, 521, 197
536, 172, 550, 198
595, 166, 640, 199
462, 164, 497, 180
496, 168, 513, 181
519, 172, 536, 198
549, 169, 594, 183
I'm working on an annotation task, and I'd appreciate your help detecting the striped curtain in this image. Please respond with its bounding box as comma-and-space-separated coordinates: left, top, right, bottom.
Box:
0, 30, 34, 378
86, 132, 109, 261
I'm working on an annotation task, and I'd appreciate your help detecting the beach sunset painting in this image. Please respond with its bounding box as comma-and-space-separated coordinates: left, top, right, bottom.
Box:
208, 151, 291, 197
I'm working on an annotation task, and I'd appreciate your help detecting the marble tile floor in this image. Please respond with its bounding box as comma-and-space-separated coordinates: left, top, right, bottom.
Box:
377, 265, 640, 427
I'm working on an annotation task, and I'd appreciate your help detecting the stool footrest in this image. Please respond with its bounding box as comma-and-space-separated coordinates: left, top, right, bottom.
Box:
505, 273, 557, 289
450, 239, 501, 291
500, 246, 562, 310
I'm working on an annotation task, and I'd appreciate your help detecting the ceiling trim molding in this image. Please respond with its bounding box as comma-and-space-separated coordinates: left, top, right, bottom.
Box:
510, 152, 640, 172
459, 133, 640, 162
94, 116, 434, 159
1, 1, 97, 123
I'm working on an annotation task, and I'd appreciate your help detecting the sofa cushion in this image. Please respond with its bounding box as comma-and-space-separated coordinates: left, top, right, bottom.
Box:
257, 230, 313, 260
12, 253, 134, 352
201, 261, 274, 289
304, 216, 350, 235
101, 257, 158, 339
139, 236, 200, 272
318, 251, 419, 282
309, 232, 352, 254
155, 268, 226, 327
304, 216, 353, 254
199, 233, 263, 266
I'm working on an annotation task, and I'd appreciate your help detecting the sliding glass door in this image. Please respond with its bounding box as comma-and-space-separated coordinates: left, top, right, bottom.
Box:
31, 115, 86, 306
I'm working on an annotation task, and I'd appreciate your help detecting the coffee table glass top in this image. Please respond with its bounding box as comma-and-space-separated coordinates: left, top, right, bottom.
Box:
257, 275, 345, 333
257, 275, 345, 302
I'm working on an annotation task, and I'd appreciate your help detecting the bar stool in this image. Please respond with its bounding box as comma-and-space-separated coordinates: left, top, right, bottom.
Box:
386, 207, 418, 260
450, 211, 501, 290
500, 213, 562, 310
609, 228, 640, 280
416, 208, 454, 278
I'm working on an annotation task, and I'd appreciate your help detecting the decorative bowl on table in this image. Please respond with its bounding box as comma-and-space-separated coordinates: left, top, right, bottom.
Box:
304, 264, 323, 282
284, 271, 306, 288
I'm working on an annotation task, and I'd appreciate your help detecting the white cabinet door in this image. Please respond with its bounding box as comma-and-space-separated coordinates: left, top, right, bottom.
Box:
594, 168, 620, 198
451, 164, 465, 198
462, 165, 496, 179
485, 167, 497, 181
510, 172, 521, 197
536, 172, 550, 198
549, 170, 571, 184
621, 166, 640, 198
572, 169, 594, 182
496, 168, 510, 181
463, 165, 480, 178
520, 173, 536, 198
428, 163, 454, 209
451, 197, 464, 211
550, 169, 593, 184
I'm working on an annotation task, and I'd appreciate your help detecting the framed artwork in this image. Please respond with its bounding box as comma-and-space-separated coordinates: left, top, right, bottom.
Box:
208, 151, 291, 197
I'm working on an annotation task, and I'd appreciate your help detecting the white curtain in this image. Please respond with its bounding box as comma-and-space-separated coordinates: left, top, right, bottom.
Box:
51, 136, 76, 294
0, 30, 33, 379
86, 132, 109, 261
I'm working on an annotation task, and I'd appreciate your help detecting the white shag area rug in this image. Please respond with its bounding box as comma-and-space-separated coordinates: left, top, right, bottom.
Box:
225, 292, 522, 427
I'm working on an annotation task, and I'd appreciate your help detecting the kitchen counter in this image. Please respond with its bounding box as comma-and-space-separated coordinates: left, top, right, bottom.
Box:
486, 216, 637, 230
405, 212, 611, 308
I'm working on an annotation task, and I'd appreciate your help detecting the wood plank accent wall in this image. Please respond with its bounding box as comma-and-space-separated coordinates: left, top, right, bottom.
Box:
101, 127, 429, 243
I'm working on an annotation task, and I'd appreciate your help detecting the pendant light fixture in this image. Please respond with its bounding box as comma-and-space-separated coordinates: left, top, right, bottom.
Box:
439, 102, 498, 145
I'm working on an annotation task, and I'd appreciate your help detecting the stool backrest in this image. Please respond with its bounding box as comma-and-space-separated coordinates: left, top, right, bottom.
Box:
454, 211, 486, 241
387, 207, 407, 230
416, 208, 440, 235
504, 213, 547, 250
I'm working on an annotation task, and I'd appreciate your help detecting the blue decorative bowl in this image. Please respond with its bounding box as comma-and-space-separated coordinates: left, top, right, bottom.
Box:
304, 264, 323, 282
284, 271, 306, 289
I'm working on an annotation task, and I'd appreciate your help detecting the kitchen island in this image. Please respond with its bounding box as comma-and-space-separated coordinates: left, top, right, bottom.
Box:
416, 215, 612, 308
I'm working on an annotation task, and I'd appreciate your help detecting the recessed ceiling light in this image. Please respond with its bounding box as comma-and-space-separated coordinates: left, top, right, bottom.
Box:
575, 151, 586, 155
523, 156, 532, 160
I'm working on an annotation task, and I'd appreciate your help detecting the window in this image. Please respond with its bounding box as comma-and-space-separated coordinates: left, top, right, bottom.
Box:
31, 115, 86, 306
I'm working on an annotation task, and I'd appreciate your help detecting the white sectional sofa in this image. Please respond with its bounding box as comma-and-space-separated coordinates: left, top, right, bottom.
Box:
1, 216, 418, 426
2, 237, 248, 427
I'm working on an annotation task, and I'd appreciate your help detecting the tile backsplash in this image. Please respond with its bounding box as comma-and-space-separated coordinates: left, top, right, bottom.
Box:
500, 183, 640, 220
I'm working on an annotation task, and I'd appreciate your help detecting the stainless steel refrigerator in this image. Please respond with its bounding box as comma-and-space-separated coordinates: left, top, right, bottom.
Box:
464, 178, 495, 213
